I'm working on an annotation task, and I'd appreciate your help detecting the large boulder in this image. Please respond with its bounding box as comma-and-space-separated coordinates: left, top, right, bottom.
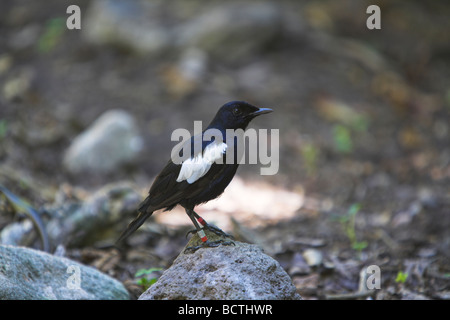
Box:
0, 245, 129, 300
139, 230, 301, 300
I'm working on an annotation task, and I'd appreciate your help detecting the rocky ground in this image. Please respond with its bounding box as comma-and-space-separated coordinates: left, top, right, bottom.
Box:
0, 0, 449, 299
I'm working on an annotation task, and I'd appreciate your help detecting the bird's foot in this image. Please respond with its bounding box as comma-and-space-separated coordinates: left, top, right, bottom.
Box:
204, 223, 234, 239
185, 223, 233, 239
184, 239, 235, 254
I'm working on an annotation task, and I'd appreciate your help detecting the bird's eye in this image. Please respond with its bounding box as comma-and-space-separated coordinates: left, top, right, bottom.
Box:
232, 107, 242, 116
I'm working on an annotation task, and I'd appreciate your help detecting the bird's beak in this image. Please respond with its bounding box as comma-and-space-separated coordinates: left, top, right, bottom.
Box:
249, 107, 273, 118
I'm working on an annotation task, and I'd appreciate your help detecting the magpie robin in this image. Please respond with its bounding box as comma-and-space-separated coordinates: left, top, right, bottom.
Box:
117, 101, 272, 251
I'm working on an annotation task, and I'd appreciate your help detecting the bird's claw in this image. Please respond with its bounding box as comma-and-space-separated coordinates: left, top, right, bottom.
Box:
185, 223, 234, 239
204, 224, 234, 239
184, 239, 235, 254
185, 229, 197, 238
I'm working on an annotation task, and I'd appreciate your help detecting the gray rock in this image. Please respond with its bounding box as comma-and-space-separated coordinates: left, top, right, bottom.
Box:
0, 245, 129, 300
45, 181, 142, 247
139, 230, 301, 300
0, 219, 35, 247
0, 182, 142, 249
83, 0, 172, 55
63, 109, 143, 174
83, 1, 282, 61
176, 2, 282, 61
2, 68, 34, 101
302, 249, 323, 267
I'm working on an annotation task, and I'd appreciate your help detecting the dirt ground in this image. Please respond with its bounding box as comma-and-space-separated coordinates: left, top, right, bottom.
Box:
0, 0, 449, 299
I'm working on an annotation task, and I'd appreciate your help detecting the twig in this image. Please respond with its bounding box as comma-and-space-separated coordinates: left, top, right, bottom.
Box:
0, 184, 50, 252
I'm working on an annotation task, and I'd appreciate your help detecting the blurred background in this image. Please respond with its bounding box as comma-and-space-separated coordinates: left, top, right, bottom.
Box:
0, 0, 449, 299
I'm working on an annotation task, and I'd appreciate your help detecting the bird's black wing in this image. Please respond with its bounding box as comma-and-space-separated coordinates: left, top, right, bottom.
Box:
141, 132, 220, 211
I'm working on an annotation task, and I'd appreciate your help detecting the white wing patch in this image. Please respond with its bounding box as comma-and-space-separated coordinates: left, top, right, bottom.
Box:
176, 142, 227, 184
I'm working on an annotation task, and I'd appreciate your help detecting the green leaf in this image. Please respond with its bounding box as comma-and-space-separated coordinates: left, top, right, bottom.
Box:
395, 271, 408, 283
352, 240, 368, 251
332, 125, 353, 153
348, 203, 361, 216
134, 267, 162, 278
0, 119, 7, 139
301, 143, 319, 175
38, 17, 65, 53
134, 267, 162, 291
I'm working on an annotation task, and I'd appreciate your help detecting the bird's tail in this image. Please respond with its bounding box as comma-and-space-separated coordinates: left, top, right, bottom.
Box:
116, 197, 154, 243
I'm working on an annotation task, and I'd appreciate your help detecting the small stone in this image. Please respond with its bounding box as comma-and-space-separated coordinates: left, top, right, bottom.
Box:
302, 249, 323, 267
289, 252, 311, 275
63, 109, 143, 174
2, 69, 33, 101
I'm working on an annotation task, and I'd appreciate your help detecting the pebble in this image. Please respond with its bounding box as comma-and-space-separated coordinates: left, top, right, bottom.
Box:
63, 109, 143, 174
302, 248, 323, 267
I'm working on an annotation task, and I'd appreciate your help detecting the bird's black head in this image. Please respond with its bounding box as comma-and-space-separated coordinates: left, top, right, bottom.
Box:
208, 101, 273, 130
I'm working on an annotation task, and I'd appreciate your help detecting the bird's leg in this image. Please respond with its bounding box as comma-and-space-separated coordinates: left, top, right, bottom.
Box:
184, 208, 234, 254
185, 210, 233, 239
185, 208, 208, 242
193, 210, 234, 239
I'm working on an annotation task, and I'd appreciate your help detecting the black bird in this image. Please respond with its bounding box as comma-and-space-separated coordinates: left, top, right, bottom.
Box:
118, 101, 272, 250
